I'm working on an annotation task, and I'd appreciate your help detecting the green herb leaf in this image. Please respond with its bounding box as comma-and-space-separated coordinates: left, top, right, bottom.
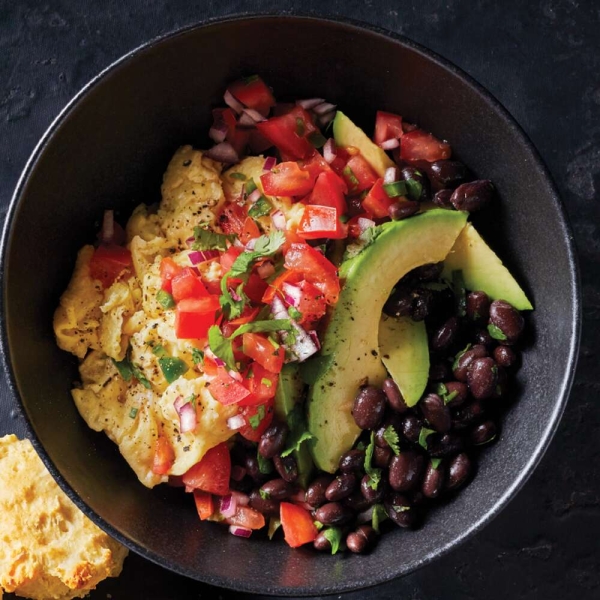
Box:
452, 269, 467, 317
371, 503, 388, 534
267, 517, 281, 540
343, 165, 359, 188
230, 319, 293, 340
248, 197, 273, 218
229, 172, 247, 181
129, 407, 139, 419
191, 348, 204, 365
383, 180, 408, 198
430, 458, 442, 470
383, 426, 401, 455
405, 178, 423, 200
156, 289, 176, 309
313, 520, 324, 531
119, 350, 152, 389
158, 357, 189, 384
295, 117, 305, 137
259, 488, 271, 500
229, 231, 286, 279
281, 430, 313, 458
436, 382, 459, 405
112, 357, 133, 382
488, 323, 508, 341
308, 131, 326, 148
281, 404, 314, 458
452, 343, 472, 372
249, 404, 266, 430
207, 325, 236, 371
152, 344, 168, 358
364, 431, 382, 490
192, 225, 234, 252
288, 306, 302, 321
261, 377, 273, 387
257, 450, 273, 475
418, 427, 435, 450
391, 503, 411, 513
322, 527, 343, 555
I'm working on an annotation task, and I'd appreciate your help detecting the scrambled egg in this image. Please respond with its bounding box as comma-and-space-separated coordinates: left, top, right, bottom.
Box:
53, 149, 260, 489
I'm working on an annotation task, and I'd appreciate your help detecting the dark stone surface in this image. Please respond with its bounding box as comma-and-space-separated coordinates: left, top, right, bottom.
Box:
1, 1, 598, 599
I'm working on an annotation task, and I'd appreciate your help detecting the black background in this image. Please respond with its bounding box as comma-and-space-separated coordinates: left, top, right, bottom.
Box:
1, 1, 599, 599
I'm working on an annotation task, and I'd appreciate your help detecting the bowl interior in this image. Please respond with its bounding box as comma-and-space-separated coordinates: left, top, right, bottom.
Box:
0, 15, 579, 596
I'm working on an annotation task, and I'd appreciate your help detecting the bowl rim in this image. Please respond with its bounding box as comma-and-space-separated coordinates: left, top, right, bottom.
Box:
0, 11, 582, 596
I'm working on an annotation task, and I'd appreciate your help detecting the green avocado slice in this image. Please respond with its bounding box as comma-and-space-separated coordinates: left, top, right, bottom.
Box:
442, 222, 533, 311
332, 111, 395, 176
306, 209, 468, 472
379, 315, 429, 407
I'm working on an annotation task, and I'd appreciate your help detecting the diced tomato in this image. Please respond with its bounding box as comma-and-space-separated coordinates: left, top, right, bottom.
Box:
342, 154, 378, 193
284, 242, 340, 305
159, 257, 182, 293
152, 436, 175, 475
209, 367, 252, 405
238, 396, 274, 441
248, 129, 273, 154
347, 213, 374, 238
280, 502, 318, 548
256, 108, 316, 160
308, 170, 347, 214
228, 75, 276, 117
89, 244, 133, 289
201, 355, 220, 378
362, 178, 397, 218
220, 246, 243, 272
240, 217, 261, 245
227, 506, 266, 530
261, 268, 303, 304
218, 202, 247, 235
175, 296, 220, 340
297, 205, 347, 240
400, 129, 452, 162
244, 273, 269, 304
261, 161, 314, 197
221, 307, 260, 338
296, 280, 327, 325
171, 267, 209, 302
374, 111, 404, 146
242, 365, 278, 406
193, 490, 215, 521
242, 333, 284, 373
182, 442, 231, 496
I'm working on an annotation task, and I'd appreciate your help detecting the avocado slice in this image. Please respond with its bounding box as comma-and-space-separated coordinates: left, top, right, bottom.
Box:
274, 364, 314, 489
333, 111, 395, 176
442, 222, 533, 311
307, 209, 468, 472
379, 315, 429, 407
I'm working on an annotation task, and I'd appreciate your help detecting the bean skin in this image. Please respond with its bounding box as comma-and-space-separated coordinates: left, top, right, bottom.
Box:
273, 455, 298, 483
360, 474, 386, 504
470, 420, 498, 446
429, 361, 451, 382
325, 473, 357, 502
346, 525, 377, 553
382, 378, 409, 413
427, 432, 464, 458
450, 180, 495, 212
422, 461, 446, 499
339, 449, 365, 473
412, 288, 434, 321
494, 345, 518, 368
384, 287, 413, 318
352, 386, 387, 430
305, 475, 334, 508
453, 344, 488, 382
414, 262, 444, 281
444, 381, 469, 407
420, 393, 452, 432
466, 291, 490, 324
315, 502, 354, 526
452, 401, 486, 431
344, 490, 372, 513
243, 454, 265, 482
313, 532, 332, 552
260, 478, 293, 501
489, 300, 524, 344
428, 160, 470, 190
432, 188, 453, 208
431, 316, 460, 352
467, 357, 498, 399
373, 445, 393, 469
400, 414, 423, 444
447, 453, 472, 490
389, 451, 425, 492
248, 489, 280, 517
473, 328, 495, 348
384, 493, 416, 528
389, 200, 420, 220
258, 421, 288, 459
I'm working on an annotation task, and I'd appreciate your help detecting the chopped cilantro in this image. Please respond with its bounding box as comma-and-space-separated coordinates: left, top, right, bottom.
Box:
156, 289, 176, 309
261, 377, 272, 387
364, 431, 382, 490
257, 450, 273, 474
322, 527, 343, 554
288, 306, 302, 321
436, 382, 459, 405
343, 165, 359, 188
129, 407, 139, 419
431, 458, 442, 470
295, 117, 305, 137
191, 348, 204, 365
383, 425, 401, 455
371, 503, 388, 534
383, 180, 408, 198
418, 427, 435, 450
488, 323, 508, 341
112, 357, 133, 382
281, 404, 313, 458
249, 404, 266, 430
248, 197, 273, 218
193, 225, 234, 252
229, 172, 247, 181
259, 488, 271, 500
313, 520, 324, 531
308, 131, 326, 148
452, 343, 472, 371
158, 357, 189, 384
392, 503, 411, 513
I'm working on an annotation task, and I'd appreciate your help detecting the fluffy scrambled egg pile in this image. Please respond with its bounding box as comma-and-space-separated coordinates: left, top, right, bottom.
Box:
53, 148, 301, 488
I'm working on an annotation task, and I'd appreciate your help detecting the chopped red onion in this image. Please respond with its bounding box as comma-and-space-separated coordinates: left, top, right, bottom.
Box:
313, 101, 337, 116
263, 156, 277, 171
229, 369, 243, 382
100, 210, 115, 244
188, 249, 219, 265
205, 141, 239, 164
220, 494, 238, 519
190, 266, 200, 276
271, 210, 286, 230
290, 324, 319, 361
323, 138, 337, 164
256, 261, 275, 280
231, 491, 250, 507
308, 330, 321, 351
231, 465, 246, 481
381, 138, 400, 150
229, 525, 252, 538
243, 107, 266, 123
357, 217, 376, 233
227, 414, 246, 430
224, 89, 244, 114
271, 295, 290, 321
317, 111, 336, 127
231, 288, 242, 302
238, 111, 257, 127
281, 282, 301, 307
296, 98, 325, 110
186, 235, 196, 246
247, 188, 262, 204
209, 120, 229, 143
214, 357, 226, 368
173, 397, 197, 434
384, 166, 399, 184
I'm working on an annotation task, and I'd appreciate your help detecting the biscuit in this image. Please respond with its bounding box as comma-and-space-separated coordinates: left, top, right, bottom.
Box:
0, 435, 127, 599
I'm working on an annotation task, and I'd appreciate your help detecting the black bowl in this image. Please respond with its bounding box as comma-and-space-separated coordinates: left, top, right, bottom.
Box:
0, 14, 580, 596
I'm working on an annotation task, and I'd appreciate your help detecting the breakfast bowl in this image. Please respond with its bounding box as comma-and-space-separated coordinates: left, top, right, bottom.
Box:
0, 14, 580, 596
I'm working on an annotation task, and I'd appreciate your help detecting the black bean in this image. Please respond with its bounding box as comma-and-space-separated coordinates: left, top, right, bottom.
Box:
470, 420, 498, 445
389, 200, 420, 220
260, 478, 293, 501
384, 286, 413, 318
489, 300, 524, 345
243, 454, 264, 482
431, 316, 460, 352
305, 475, 334, 508
373, 445, 393, 469
258, 421, 288, 459
229, 475, 254, 494
344, 490, 372, 512
432, 188, 454, 208
352, 386, 387, 430
339, 449, 365, 473
453, 344, 488, 382
389, 450, 425, 492
346, 525, 377, 554
400, 414, 423, 443
401, 166, 431, 202
248, 489, 280, 516
382, 378, 409, 413
493, 345, 517, 368
384, 493, 416, 528
347, 195, 365, 218
473, 328, 495, 348
429, 361, 451, 382
360, 474, 386, 503
467, 357, 498, 399
422, 460, 446, 499
428, 432, 464, 458
414, 262, 444, 281
420, 393, 452, 432
466, 291, 490, 324
325, 473, 357, 502
273, 455, 298, 483
452, 401, 485, 431
450, 180, 495, 212
412, 288, 434, 321
315, 502, 354, 526
447, 453, 472, 490
313, 532, 332, 552
444, 381, 469, 407
429, 160, 470, 190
